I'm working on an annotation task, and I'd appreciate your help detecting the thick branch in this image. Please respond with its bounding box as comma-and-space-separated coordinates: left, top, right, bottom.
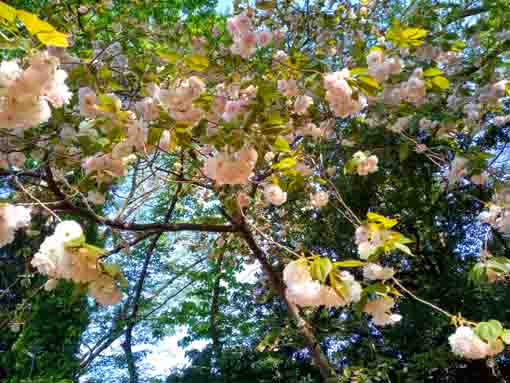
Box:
209, 252, 224, 370
237, 218, 337, 381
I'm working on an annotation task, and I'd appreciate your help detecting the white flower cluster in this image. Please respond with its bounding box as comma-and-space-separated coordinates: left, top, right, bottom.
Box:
203, 146, 258, 186
31, 221, 122, 305
0, 204, 31, 248
283, 260, 361, 308
449, 326, 503, 359
363, 297, 402, 326
0, 52, 71, 131
352, 151, 379, 176
324, 69, 367, 118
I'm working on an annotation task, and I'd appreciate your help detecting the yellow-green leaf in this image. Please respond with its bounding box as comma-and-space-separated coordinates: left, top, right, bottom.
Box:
367, 212, 398, 228
273, 136, 291, 152
256, 0, 276, 9
394, 242, 414, 256
0, 1, 16, 23
357, 75, 381, 91
185, 54, 209, 72
156, 49, 178, 63
17, 10, 68, 47
310, 258, 333, 283
272, 157, 297, 170
423, 67, 444, 77
334, 260, 365, 268
386, 21, 428, 48
432, 76, 450, 90
349, 67, 369, 76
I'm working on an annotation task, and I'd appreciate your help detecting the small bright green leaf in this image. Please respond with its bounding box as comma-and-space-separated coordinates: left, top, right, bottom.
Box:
343, 158, 358, 175
349, 67, 369, 76
256, 0, 276, 9
423, 67, 444, 77
156, 49, 178, 63
310, 257, 333, 282
367, 212, 398, 228
17, 10, 69, 47
432, 76, 450, 90
334, 260, 365, 268
476, 321, 502, 343
273, 136, 291, 152
0, 1, 16, 23
501, 329, 510, 345
185, 54, 209, 72
272, 157, 297, 170
394, 242, 414, 256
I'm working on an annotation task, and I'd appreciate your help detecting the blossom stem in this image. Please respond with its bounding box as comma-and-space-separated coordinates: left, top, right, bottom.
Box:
392, 277, 453, 319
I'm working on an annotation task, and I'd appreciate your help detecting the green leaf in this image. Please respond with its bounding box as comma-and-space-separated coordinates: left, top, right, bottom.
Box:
432, 76, 450, 90
310, 257, 333, 282
273, 136, 291, 152
334, 260, 365, 268
399, 141, 410, 161
343, 158, 358, 175
423, 67, 444, 77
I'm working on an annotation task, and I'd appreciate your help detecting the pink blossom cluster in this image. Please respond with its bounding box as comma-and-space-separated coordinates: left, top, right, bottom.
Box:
227, 13, 273, 58
263, 184, 287, 206
400, 68, 426, 105
83, 153, 131, 184
151, 76, 206, 125
353, 151, 379, 176
212, 82, 258, 122
366, 49, 401, 82
283, 260, 361, 308
0, 204, 31, 248
363, 297, 402, 326
31, 221, 122, 305
479, 204, 510, 234
310, 191, 329, 208
0, 52, 71, 130
355, 224, 387, 259
324, 69, 367, 117
203, 146, 258, 185
447, 156, 468, 184
449, 326, 503, 359
363, 263, 394, 280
